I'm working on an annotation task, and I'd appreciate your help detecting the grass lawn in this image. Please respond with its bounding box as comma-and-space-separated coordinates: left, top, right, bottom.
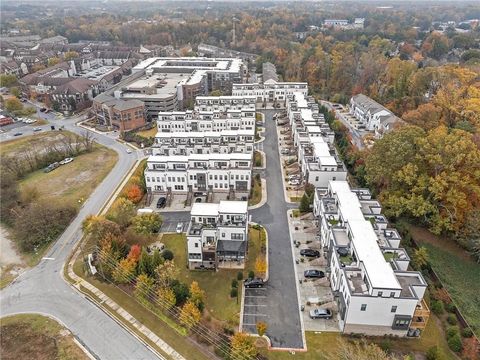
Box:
265, 315, 455, 360
19, 144, 117, 211
0, 314, 88, 360
160, 226, 264, 325
249, 176, 262, 206
254, 150, 263, 167
136, 127, 157, 138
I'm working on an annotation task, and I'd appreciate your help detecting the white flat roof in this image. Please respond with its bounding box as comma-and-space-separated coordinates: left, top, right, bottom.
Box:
191, 200, 248, 217
155, 129, 254, 138
329, 181, 401, 290
148, 153, 251, 163
218, 200, 248, 214
191, 203, 220, 217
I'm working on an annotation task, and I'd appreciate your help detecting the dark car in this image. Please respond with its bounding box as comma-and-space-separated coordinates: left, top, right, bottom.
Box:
309, 308, 332, 319
194, 191, 207, 197
13, 132, 23, 136
337, 247, 349, 257
39, 107, 47, 112
244, 278, 265, 288
300, 249, 321, 258
195, 197, 202, 203
304, 270, 325, 279
43, 162, 60, 173
156, 197, 166, 208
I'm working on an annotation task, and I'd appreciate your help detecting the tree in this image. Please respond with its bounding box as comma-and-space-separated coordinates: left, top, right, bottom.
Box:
412, 247, 429, 270
179, 300, 202, 330
107, 198, 136, 228
113, 258, 137, 284
131, 212, 162, 234
10, 87, 21, 98
127, 244, 141, 262
125, 184, 143, 203
299, 193, 310, 213
64, 51, 79, 61
155, 260, 178, 288
4, 98, 22, 113
0, 74, 17, 87
325, 339, 399, 360
256, 321, 267, 336
402, 103, 443, 131
47, 57, 61, 66
137, 248, 154, 276
254, 256, 267, 277
82, 215, 122, 244
189, 281, 205, 309
230, 332, 257, 360
171, 280, 190, 305
157, 286, 176, 311
134, 274, 155, 302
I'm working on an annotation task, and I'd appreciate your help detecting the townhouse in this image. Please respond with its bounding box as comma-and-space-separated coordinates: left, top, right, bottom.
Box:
232, 80, 308, 104
144, 153, 252, 196
156, 108, 255, 133
195, 95, 256, 112
152, 129, 254, 156
186, 201, 249, 270
349, 94, 403, 138
286, 92, 347, 187
314, 181, 430, 337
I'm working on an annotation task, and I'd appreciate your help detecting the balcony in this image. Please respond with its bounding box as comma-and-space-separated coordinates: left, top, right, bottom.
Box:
410, 299, 430, 330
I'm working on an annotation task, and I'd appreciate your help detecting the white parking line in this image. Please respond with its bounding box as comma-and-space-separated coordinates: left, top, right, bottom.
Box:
244, 304, 267, 306
243, 313, 267, 317
244, 295, 266, 298
242, 323, 258, 326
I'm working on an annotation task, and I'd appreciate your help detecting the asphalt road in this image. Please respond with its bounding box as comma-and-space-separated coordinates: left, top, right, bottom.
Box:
0, 113, 161, 359
248, 110, 304, 349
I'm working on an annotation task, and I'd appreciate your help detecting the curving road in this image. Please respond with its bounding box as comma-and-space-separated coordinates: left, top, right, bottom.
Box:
0, 114, 161, 359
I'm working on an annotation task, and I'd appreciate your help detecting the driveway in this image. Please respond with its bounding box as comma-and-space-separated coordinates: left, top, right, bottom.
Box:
247, 110, 304, 349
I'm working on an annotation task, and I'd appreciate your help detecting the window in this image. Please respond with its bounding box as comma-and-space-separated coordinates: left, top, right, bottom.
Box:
378, 291, 383, 297
194, 243, 199, 248
232, 233, 244, 240
391, 306, 397, 313
390, 292, 395, 298
360, 304, 367, 311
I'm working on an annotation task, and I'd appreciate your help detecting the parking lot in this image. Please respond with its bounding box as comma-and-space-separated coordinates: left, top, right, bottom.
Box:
242, 287, 269, 334
160, 219, 189, 233
288, 211, 340, 332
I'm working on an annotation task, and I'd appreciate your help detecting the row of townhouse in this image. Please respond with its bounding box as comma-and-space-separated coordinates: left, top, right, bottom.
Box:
151, 129, 255, 156
349, 94, 403, 138
232, 79, 308, 104
195, 95, 256, 112
286, 92, 347, 187
156, 108, 256, 133
186, 201, 249, 270
144, 153, 252, 196
314, 181, 430, 337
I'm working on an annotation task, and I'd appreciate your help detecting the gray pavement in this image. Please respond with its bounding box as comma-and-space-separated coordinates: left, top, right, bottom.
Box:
0, 111, 161, 359
248, 110, 304, 349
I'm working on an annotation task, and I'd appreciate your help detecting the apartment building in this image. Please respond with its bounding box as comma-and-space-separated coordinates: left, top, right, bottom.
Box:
186, 201, 249, 269
314, 181, 430, 336
286, 92, 347, 187
144, 153, 252, 195
92, 93, 146, 131
232, 80, 308, 103
152, 129, 254, 156
156, 108, 256, 133
350, 94, 403, 138
195, 95, 256, 112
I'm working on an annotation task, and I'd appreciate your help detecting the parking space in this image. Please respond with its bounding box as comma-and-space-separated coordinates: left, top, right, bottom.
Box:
288, 212, 340, 332
242, 287, 269, 334
160, 219, 188, 233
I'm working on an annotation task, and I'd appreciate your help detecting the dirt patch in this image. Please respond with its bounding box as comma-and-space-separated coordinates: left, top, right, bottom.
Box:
0, 225, 24, 268
409, 225, 472, 262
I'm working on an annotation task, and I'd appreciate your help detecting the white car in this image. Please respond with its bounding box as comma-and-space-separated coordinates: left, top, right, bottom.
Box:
59, 157, 74, 165
126, 148, 133, 154
289, 179, 301, 186
176, 223, 183, 233
25, 119, 37, 124
288, 175, 301, 181
280, 148, 291, 155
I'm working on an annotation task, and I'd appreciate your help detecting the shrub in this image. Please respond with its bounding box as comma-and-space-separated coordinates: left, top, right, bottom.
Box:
447, 313, 458, 325
430, 300, 445, 315
237, 272, 243, 281
379, 338, 392, 353
426, 346, 444, 360
171, 280, 190, 306
230, 288, 238, 298
447, 334, 463, 353
248, 270, 255, 279
461, 327, 473, 338
445, 302, 456, 313
446, 326, 459, 339
231, 279, 238, 288
161, 249, 174, 261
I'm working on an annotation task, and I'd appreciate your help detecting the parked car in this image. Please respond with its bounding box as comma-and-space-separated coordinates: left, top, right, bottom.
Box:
156, 197, 166, 209
39, 107, 47, 112
300, 249, 321, 258
244, 278, 265, 288
126, 148, 132, 154
13, 132, 22, 136
20, 98, 27, 102
194, 191, 207, 197
33, 127, 42, 132
43, 162, 60, 173
337, 248, 349, 257
309, 308, 332, 319
280, 148, 290, 155
195, 197, 202, 203
288, 179, 301, 186
176, 222, 183, 233
304, 270, 325, 279
288, 174, 301, 181
59, 157, 74, 165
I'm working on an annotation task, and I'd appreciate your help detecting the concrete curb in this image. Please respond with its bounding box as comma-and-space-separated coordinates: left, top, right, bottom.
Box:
248, 178, 267, 210
286, 209, 307, 352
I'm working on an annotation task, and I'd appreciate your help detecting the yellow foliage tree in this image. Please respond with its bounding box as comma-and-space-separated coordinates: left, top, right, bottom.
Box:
254, 256, 267, 276
179, 300, 201, 330
189, 281, 205, 308
157, 286, 176, 310
230, 332, 257, 360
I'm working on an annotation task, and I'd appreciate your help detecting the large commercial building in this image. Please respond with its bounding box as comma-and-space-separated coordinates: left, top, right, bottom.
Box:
92, 93, 145, 131
113, 57, 246, 118
314, 181, 430, 336
186, 201, 249, 270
